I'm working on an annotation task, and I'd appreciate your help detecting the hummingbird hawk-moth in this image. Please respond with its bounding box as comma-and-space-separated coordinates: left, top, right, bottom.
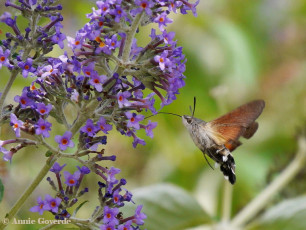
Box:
182, 99, 265, 184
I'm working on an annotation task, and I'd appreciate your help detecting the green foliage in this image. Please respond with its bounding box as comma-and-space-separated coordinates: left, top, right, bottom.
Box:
247, 196, 306, 230
122, 183, 211, 230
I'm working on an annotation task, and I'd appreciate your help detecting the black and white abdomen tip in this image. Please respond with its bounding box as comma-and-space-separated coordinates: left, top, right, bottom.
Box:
220, 154, 236, 184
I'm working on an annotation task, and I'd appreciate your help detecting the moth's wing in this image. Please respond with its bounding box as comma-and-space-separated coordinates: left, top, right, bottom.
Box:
205, 100, 265, 151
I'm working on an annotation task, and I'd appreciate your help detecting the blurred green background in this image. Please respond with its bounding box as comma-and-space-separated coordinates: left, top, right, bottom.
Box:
0, 0, 306, 229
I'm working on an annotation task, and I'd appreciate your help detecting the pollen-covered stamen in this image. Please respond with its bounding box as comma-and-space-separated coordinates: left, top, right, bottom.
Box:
159, 57, 164, 63
87, 127, 92, 132
75, 41, 80, 45
49, 68, 53, 73
94, 79, 100, 84
130, 117, 135, 122
99, 41, 106, 47
41, 125, 46, 130
13, 123, 19, 129
24, 65, 30, 70
159, 17, 164, 23
51, 201, 56, 207
61, 138, 68, 145
39, 204, 44, 209
98, 21, 104, 27
119, 96, 123, 101
40, 109, 46, 114
95, 37, 102, 43
0, 56, 5, 62
20, 99, 26, 105
85, 71, 91, 76
141, 2, 147, 9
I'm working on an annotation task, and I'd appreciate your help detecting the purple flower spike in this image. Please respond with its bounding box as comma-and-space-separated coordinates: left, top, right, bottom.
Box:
118, 220, 133, 230
132, 136, 146, 148
117, 91, 131, 108
132, 0, 154, 16
97, 117, 112, 134
80, 119, 97, 137
154, 12, 173, 31
50, 162, 66, 173
1, 146, 13, 162
133, 205, 147, 225
55, 131, 74, 151
44, 194, 62, 213
51, 32, 66, 49
154, 50, 170, 71
103, 206, 119, 225
125, 112, 144, 130
35, 103, 53, 116
145, 120, 157, 138
63, 170, 81, 186
89, 74, 107, 92
100, 223, 116, 230
18, 58, 36, 78
30, 196, 48, 215
0, 47, 11, 69
10, 113, 23, 137
35, 118, 52, 138
77, 165, 91, 175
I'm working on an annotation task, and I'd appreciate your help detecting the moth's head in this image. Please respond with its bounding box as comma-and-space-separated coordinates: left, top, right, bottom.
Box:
182, 115, 194, 128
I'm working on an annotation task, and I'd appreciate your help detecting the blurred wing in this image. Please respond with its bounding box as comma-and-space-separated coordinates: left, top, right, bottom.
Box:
205, 100, 265, 151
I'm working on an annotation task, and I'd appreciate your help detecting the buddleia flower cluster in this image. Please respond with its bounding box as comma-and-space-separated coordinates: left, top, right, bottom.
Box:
0, 0, 199, 228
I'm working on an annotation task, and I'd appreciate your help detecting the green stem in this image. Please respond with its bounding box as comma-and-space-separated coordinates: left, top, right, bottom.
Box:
0, 156, 57, 230
221, 180, 233, 223
0, 70, 18, 118
230, 136, 306, 228
122, 12, 144, 63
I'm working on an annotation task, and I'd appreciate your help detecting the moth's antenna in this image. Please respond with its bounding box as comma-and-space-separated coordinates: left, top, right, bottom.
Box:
192, 97, 196, 118
145, 112, 182, 119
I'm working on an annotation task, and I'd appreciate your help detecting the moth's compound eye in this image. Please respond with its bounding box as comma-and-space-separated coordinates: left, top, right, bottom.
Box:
186, 118, 191, 124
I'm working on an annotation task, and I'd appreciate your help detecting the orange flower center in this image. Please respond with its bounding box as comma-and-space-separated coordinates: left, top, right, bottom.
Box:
159, 57, 164, 63
99, 21, 104, 27
0, 56, 5, 62
100, 125, 104, 130
14, 124, 19, 129
159, 17, 164, 23
40, 109, 46, 114
94, 79, 100, 84
62, 139, 68, 145
99, 42, 106, 47
75, 41, 80, 45
20, 99, 26, 105
106, 213, 111, 219
95, 37, 102, 43
25, 65, 30, 70
119, 96, 123, 101
69, 179, 75, 184
87, 127, 92, 132
130, 117, 135, 122
41, 125, 46, 130
51, 201, 56, 207
85, 71, 91, 76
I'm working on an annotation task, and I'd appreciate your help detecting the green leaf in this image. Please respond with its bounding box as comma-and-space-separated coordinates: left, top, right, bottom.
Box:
0, 178, 4, 203
247, 196, 306, 230
72, 200, 89, 217
122, 183, 211, 230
